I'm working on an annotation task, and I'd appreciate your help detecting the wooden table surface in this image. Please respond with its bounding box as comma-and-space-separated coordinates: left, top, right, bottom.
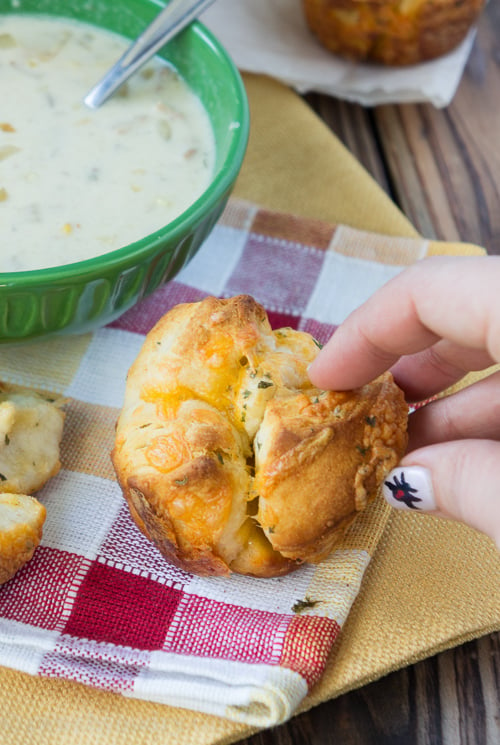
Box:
241, 3, 500, 743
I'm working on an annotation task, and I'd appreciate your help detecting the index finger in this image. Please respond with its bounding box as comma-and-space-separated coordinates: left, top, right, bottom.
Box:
308, 255, 500, 391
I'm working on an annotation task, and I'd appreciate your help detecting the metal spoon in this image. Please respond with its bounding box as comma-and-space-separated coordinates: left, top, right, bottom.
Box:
84, 0, 217, 109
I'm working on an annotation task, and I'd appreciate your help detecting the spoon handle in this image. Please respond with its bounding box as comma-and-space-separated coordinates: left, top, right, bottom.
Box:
84, 0, 217, 109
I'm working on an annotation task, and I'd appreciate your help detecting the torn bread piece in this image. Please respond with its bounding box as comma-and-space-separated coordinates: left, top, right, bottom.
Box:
0, 383, 65, 584
112, 295, 408, 578
0, 382, 65, 495
0, 493, 46, 585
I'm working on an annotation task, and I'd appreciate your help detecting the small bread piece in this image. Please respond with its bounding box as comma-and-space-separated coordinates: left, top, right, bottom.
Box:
0, 383, 65, 495
254, 380, 407, 563
302, 0, 485, 66
112, 295, 408, 577
0, 493, 46, 585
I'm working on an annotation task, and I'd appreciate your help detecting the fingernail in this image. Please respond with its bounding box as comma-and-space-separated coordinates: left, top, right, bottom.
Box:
307, 360, 318, 382
382, 466, 437, 512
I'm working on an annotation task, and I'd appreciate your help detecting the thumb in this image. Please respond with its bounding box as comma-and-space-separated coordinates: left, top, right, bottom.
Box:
381, 440, 500, 550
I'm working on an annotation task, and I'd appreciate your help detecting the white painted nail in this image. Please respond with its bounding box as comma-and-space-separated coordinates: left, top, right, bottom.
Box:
382, 466, 437, 512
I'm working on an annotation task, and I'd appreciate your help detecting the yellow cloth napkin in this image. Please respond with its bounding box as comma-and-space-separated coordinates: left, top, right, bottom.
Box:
1, 74, 498, 745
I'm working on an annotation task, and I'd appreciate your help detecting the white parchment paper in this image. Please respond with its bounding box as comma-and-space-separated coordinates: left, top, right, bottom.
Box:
202, 0, 476, 107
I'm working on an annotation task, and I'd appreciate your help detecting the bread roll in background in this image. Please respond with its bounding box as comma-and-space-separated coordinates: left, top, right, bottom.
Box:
302, 0, 485, 66
112, 295, 408, 578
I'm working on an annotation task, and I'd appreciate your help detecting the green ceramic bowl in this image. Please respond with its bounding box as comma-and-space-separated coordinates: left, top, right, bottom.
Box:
0, 0, 249, 343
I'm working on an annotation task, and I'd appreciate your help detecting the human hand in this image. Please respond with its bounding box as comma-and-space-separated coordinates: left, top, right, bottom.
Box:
308, 255, 500, 549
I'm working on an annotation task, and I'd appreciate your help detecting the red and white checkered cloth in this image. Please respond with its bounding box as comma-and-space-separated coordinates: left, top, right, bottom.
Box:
0, 199, 430, 726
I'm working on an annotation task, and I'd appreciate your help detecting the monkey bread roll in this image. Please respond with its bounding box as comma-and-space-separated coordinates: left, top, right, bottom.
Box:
112, 295, 408, 578
302, 0, 485, 66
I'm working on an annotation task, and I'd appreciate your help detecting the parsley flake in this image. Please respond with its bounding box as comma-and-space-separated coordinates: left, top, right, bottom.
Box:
174, 476, 189, 486
292, 597, 321, 614
257, 380, 273, 389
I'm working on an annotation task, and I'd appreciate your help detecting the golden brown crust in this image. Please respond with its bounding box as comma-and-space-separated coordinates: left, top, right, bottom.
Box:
112, 295, 408, 577
255, 375, 408, 562
0, 493, 46, 585
302, 0, 485, 65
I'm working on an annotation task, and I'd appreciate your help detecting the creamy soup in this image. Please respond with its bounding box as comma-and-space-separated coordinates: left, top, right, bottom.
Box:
0, 15, 216, 271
